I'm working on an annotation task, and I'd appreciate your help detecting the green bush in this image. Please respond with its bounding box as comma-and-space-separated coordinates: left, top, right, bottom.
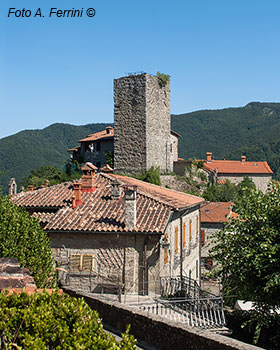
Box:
0, 195, 56, 288
133, 166, 161, 186
0, 291, 136, 349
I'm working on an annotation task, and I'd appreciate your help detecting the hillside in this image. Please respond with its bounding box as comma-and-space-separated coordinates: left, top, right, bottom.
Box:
1, 101, 280, 192
171, 102, 280, 178
0, 123, 113, 192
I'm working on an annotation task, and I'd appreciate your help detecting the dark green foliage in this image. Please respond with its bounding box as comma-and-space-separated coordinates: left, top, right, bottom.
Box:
211, 182, 280, 345
226, 310, 280, 350
104, 150, 114, 168
0, 291, 136, 349
21, 164, 81, 188
171, 102, 280, 179
0, 123, 112, 193
0, 196, 55, 288
134, 166, 161, 186
202, 177, 256, 202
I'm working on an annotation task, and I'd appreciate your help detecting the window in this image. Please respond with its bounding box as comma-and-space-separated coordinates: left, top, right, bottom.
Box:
183, 223, 186, 247
70, 254, 95, 272
189, 219, 192, 242
175, 227, 178, 254
201, 229, 205, 247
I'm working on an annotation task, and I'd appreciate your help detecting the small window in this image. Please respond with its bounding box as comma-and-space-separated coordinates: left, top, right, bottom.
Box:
96, 162, 101, 168
70, 254, 81, 272
82, 255, 94, 272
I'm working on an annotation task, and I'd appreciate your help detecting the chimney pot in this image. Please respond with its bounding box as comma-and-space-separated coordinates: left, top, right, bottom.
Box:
206, 152, 212, 162
105, 126, 113, 135
81, 162, 97, 192
72, 183, 82, 208
27, 185, 34, 191
124, 186, 137, 230
241, 155, 246, 163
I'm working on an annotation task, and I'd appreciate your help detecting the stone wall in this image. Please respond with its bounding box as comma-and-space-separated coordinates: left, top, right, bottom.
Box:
64, 288, 262, 350
114, 73, 172, 174
49, 232, 161, 296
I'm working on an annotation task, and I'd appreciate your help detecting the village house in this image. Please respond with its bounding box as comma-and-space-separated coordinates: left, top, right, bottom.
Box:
202, 152, 273, 192
11, 163, 204, 296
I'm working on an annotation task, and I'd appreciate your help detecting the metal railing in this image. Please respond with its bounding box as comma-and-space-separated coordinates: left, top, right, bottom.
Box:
130, 296, 225, 329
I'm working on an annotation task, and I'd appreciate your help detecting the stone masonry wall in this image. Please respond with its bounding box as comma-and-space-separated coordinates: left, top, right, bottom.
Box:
49, 232, 161, 296
64, 288, 262, 350
114, 74, 147, 173
114, 73, 172, 173
217, 174, 272, 193
145, 74, 172, 172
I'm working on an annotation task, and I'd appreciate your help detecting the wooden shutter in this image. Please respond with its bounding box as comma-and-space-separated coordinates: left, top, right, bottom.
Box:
189, 219, 192, 242
183, 223, 186, 247
201, 229, 205, 246
82, 255, 94, 272
164, 233, 168, 264
175, 227, 178, 254
70, 254, 81, 272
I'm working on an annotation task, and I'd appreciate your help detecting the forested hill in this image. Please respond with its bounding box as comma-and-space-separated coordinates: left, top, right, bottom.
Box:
0, 123, 113, 192
171, 102, 280, 178
1, 101, 280, 192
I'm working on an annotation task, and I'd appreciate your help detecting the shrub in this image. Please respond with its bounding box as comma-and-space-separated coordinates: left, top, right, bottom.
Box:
134, 167, 161, 186
0, 195, 56, 287
0, 291, 136, 349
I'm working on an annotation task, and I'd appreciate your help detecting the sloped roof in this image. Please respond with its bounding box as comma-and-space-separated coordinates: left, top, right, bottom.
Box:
203, 160, 273, 175
11, 173, 204, 234
201, 202, 237, 223
78, 128, 114, 143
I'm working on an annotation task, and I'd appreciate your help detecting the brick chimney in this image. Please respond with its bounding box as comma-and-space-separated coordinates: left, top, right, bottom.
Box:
124, 185, 137, 229
27, 185, 34, 191
206, 152, 212, 162
105, 126, 113, 135
81, 162, 97, 193
44, 179, 49, 187
111, 179, 122, 199
8, 178, 17, 195
72, 183, 82, 208
241, 155, 246, 163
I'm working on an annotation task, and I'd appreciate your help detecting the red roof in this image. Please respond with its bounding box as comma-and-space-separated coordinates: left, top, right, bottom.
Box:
203, 160, 273, 175
201, 202, 237, 223
11, 172, 204, 234
78, 127, 114, 143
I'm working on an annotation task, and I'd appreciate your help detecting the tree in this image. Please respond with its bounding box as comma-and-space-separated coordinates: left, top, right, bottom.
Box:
134, 166, 161, 186
0, 195, 56, 287
0, 291, 136, 349
211, 182, 280, 344
202, 180, 236, 202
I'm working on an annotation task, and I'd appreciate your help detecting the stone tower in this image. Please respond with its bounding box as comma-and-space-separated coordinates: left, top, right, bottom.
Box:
114, 73, 172, 173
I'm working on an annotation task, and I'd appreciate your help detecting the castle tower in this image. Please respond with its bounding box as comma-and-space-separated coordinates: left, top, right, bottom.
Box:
114, 73, 172, 173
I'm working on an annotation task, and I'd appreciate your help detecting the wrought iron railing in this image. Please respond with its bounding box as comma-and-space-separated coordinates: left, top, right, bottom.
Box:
130, 296, 225, 329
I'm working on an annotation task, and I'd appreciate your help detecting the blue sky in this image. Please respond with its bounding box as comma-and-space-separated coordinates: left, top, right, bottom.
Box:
1, 0, 280, 138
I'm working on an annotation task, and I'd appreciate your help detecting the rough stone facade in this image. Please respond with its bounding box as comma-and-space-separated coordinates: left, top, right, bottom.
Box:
49, 206, 201, 296
114, 73, 173, 173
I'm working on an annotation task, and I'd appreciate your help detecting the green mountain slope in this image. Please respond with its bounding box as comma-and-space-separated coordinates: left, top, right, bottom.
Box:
171, 102, 280, 177
0, 123, 112, 192
1, 101, 280, 192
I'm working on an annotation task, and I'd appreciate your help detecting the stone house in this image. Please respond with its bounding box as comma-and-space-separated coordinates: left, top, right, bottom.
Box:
11, 163, 204, 296
68, 126, 114, 168
202, 152, 273, 192
200, 202, 237, 276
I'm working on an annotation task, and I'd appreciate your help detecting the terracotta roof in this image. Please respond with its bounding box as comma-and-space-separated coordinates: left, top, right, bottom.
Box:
201, 202, 237, 223
78, 127, 114, 143
203, 160, 273, 175
67, 146, 80, 152
11, 173, 204, 234
32, 212, 56, 224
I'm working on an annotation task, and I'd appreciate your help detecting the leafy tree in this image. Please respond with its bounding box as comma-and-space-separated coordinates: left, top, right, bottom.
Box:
105, 150, 114, 168
202, 180, 236, 202
211, 182, 280, 345
0, 291, 136, 349
21, 164, 81, 189
134, 166, 161, 186
0, 195, 56, 287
